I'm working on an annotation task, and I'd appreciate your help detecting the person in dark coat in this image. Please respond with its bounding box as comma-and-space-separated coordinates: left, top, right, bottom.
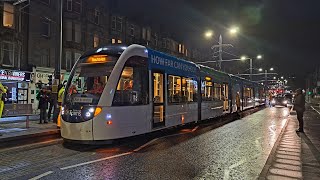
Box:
36, 87, 49, 124
293, 88, 305, 132
47, 87, 54, 121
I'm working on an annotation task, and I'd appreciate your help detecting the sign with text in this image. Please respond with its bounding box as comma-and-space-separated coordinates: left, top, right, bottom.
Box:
0, 69, 29, 81
147, 49, 198, 77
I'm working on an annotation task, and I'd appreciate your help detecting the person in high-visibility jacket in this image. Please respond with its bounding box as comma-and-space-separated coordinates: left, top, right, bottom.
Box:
56, 84, 65, 127
0, 82, 7, 118
58, 85, 65, 105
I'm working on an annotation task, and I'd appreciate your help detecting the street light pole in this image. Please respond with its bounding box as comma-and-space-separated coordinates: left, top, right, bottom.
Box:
218, 35, 222, 70
250, 58, 253, 81
265, 70, 268, 87
56, 0, 63, 83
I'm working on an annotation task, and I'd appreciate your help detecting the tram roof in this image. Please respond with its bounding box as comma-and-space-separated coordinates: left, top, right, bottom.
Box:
80, 45, 128, 59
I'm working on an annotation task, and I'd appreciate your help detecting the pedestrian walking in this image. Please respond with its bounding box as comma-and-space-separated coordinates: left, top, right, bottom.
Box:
36, 86, 49, 124
293, 88, 305, 132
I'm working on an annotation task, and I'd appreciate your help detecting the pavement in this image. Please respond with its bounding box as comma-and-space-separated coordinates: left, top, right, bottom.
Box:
259, 103, 320, 179
0, 120, 60, 149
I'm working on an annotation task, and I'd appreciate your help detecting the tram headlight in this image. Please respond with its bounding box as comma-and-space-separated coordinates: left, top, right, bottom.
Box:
81, 106, 102, 121
61, 107, 65, 115
283, 100, 288, 104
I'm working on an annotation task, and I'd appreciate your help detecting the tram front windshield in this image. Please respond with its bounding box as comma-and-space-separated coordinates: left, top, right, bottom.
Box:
65, 55, 117, 108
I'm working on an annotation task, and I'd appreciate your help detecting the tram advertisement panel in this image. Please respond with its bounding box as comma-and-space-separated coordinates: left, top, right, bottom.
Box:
147, 49, 198, 77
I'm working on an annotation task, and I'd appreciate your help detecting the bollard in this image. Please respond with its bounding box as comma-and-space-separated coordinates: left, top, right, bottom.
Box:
26, 115, 29, 128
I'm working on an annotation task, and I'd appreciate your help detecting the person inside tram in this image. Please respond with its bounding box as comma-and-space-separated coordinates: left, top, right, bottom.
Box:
124, 80, 133, 90
69, 82, 78, 94
94, 82, 104, 94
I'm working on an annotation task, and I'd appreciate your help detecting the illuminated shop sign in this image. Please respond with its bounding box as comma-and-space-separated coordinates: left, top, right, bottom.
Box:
0, 69, 29, 81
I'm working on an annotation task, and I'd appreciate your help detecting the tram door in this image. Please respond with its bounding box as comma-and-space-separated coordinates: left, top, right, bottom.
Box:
223, 84, 229, 111
152, 72, 165, 128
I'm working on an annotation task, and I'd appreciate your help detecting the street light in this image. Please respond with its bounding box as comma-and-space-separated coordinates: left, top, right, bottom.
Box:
241, 56, 247, 60
204, 30, 214, 39
257, 55, 262, 59
281, 76, 284, 79
259, 68, 263, 72
273, 76, 276, 80
229, 26, 239, 35
204, 29, 234, 70
270, 67, 274, 71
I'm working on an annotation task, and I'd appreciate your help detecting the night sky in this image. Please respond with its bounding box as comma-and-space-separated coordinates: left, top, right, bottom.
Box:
112, 0, 320, 88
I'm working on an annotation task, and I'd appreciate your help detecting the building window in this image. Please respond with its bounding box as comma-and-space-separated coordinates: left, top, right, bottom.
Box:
130, 24, 134, 36
117, 39, 122, 44
94, 9, 100, 25
74, 52, 81, 64
74, 0, 82, 13
178, 44, 182, 53
154, 33, 158, 47
41, 19, 50, 37
3, 3, 14, 28
41, 49, 50, 67
15, 43, 22, 68
185, 49, 188, 57
67, 0, 72, 11
111, 16, 116, 30
146, 29, 151, 41
1, 42, 14, 67
94, 34, 99, 48
65, 51, 72, 70
65, 21, 72, 41
142, 28, 146, 40
116, 17, 122, 32
111, 38, 116, 44
74, 23, 81, 43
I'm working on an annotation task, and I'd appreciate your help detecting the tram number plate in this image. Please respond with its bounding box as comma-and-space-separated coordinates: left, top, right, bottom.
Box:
73, 97, 93, 103
70, 110, 81, 116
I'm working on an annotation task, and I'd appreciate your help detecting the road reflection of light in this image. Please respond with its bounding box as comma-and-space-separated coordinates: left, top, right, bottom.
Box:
282, 109, 289, 117
281, 119, 287, 129
268, 120, 276, 145
96, 148, 121, 153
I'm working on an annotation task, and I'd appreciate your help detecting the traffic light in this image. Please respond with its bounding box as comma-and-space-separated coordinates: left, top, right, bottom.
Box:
48, 75, 53, 85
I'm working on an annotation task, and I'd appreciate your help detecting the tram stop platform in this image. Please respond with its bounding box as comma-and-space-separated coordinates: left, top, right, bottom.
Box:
259, 103, 320, 180
0, 118, 60, 149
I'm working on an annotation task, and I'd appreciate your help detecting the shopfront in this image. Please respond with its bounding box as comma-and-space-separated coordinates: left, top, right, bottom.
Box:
29, 67, 69, 111
0, 69, 32, 117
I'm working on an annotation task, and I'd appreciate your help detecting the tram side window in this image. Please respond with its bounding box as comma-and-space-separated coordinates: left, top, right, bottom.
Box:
214, 83, 222, 100
202, 80, 213, 101
182, 77, 197, 102
168, 75, 197, 103
168, 75, 181, 103
112, 56, 149, 106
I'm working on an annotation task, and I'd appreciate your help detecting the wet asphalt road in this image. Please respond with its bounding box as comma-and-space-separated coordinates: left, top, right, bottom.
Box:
0, 107, 291, 180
